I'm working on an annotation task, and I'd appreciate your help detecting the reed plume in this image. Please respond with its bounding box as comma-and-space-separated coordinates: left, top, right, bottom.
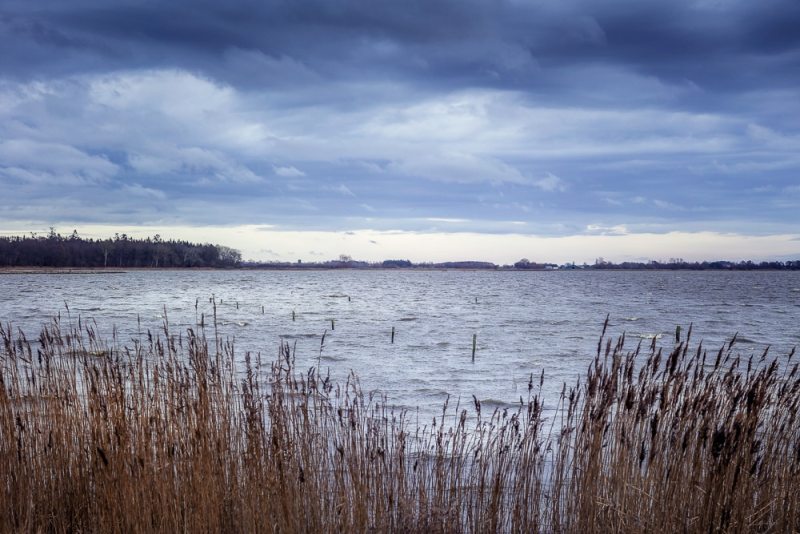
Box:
1, 316, 797, 532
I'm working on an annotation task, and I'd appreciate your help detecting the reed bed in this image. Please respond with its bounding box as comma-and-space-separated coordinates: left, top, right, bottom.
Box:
1, 316, 798, 532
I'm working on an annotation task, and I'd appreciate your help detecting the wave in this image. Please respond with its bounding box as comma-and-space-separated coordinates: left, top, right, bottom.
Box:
636, 333, 663, 340
478, 398, 522, 410
414, 388, 451, 396
280, 333, 322, 339
222, 321, 249, 327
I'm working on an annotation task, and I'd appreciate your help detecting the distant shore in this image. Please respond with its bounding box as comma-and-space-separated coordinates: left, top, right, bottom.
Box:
3, 233, 799, 271
2, 265, 799, 274
0, 267, 131, 274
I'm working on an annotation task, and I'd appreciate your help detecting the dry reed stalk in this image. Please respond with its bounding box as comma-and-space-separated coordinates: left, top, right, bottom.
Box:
0, 315, 797, 532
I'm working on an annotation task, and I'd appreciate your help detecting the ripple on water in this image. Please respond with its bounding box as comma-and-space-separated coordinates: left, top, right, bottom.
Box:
320, 355, 347, 362
477, 398, 523, 410
280, 333, 323, 340
2, 269, 800, 424
220, 321, 249, 327
636, 333, 663, 340
414, 388, 451, 397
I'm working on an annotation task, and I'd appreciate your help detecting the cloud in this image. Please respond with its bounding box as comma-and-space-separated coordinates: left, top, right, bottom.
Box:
122, 183, 167, 200
0, 139, 118, 184
387, 152, 530, 185
533, 173, 566, 192
257, 248, 281, 257
85, 70, 273, 155
0, 0, 798, 259
1, 68, 798, 237
274, 165, 306, 177
3, 0, 799, 97
332, 184, 355, 196
653, 199, 684, 210
585, 224, 629, 236
426, 218, 470, 223
130, 146, 262, 184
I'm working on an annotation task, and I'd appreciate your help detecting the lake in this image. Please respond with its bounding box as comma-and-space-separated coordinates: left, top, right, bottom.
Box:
2, 269, 799, 420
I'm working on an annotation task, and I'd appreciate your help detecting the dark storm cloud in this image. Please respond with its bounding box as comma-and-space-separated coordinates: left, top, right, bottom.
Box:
3, 0, 799, 99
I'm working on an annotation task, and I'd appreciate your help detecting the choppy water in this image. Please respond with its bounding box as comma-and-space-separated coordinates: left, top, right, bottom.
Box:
1, 270, 799, 420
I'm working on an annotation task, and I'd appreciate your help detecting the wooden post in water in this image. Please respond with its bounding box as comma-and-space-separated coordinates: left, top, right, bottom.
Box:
292, 310, 296, 322
331, 318, 335, 330
472, 334, 477, 362
391, 326, 395, 344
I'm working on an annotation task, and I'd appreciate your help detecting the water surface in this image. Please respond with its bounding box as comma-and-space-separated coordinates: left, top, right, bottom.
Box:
1, 270, 798, 420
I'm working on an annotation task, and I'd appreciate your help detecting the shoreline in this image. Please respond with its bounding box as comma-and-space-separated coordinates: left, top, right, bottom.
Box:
2, 266, 799, 274
1, 265, 799, 274
0, 267, 129, 275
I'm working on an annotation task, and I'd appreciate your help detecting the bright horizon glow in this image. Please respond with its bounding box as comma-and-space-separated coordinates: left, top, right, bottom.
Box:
2, 224, 797, 265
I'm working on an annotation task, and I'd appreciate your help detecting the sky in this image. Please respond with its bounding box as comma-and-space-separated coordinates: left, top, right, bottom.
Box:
1, 0, 799, 264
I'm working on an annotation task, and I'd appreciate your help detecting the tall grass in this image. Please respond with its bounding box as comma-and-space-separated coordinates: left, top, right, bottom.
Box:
1, 316, 798, 532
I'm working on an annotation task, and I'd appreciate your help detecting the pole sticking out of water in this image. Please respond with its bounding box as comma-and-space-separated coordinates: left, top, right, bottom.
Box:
261, 305, 265, 314
391, 326, 395, 344
292, 310, 296, 322
331, 319, 335, 330
675, 325, 682, 343
472, 333, 477, 362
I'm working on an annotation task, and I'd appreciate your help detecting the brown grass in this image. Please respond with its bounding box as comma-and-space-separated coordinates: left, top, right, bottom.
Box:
1, 315, 798, 532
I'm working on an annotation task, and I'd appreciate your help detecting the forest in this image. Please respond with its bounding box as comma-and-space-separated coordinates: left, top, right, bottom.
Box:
0, 229, 241, 268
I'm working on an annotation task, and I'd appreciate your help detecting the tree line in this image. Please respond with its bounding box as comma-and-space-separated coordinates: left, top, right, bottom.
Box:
588, 259, 800, 270
246, 257, 800, 270
0, 229, 241, 268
